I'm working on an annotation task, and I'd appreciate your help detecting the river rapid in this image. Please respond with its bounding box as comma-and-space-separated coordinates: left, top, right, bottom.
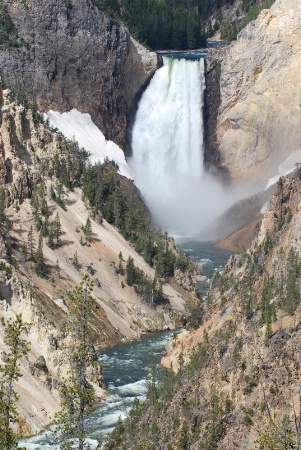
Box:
20, 241, 232, 449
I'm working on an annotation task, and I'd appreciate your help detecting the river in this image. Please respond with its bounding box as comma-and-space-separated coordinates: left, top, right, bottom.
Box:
177, 239, 232, 278
20, 240, 232, 449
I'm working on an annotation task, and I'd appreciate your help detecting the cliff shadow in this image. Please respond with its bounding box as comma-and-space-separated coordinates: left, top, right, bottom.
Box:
124, 54, 163, 157
8, 115, 32, 166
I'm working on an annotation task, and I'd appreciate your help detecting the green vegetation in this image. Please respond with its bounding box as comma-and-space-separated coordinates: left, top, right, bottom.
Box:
43, 142, 189, 286
93, 0, 207, 50
256, 415, 300, 449
221, 0, 275, 40
103, 180, 301, 449
0, 1, 21, 48
103, 336, 230, 449
0, 315, 30, 449
34, 232, 46, 278
92, 0, 275, 50
11, 84, 45, 124
82, 217, 93, 242
0, 187, 17, 267
0, 187, 9, 239
53, 275, 97, 450
125, 256, 168, 305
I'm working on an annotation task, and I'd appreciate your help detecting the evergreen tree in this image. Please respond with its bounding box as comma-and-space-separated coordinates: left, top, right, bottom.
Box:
116, 260, 125, 276
47, 222, 55, 249
21, 241, 28, 260
52, 180, 66, 210
55, 259, 61, 278
0, 187, 6, 237
126, 256, 136, 286
283, 247, 301, 314
41, 217, 49, 238
0, 315, 30, 449
28, 226, 35, 260
83, 217, 93, 242
54, 213, 62, 246
35, 232, 45, 277
54, 275, 96, 450
72, 251, 80, 270
31, 182, 49, 230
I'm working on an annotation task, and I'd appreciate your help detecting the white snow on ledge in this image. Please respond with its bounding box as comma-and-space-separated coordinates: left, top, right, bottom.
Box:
45, 109, 133, 180
265, 149, 301, 191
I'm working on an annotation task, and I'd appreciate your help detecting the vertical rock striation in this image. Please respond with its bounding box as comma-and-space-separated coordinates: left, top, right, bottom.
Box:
204, 47, 227, 177
0, 0, 158, 147
205, 0, 301, 183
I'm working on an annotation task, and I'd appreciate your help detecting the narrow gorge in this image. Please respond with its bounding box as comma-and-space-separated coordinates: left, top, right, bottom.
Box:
0, 0, 301, 448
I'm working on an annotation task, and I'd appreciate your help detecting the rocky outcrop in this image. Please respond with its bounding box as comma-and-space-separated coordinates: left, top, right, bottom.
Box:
0, 86, 66, 205
214, 0, 301, 182
204, 47, 227, 175
174, 268, 196, 293
117, 168, 301, 450
1, 0, 158, 148
0, 85, 188, 435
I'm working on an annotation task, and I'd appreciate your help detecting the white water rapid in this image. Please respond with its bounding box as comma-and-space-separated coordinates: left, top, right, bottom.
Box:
129, 56, 241, 237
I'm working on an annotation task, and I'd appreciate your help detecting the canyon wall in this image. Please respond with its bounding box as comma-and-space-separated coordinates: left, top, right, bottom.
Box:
118, 167, 301, 450
0, 86, 187, 435
208, 0, 301, 182
1, 0, 158, 148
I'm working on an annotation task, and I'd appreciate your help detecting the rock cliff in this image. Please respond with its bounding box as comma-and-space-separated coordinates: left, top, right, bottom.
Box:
0, 0, 158, 148
0, 86, 188, 435
204, 48, 225, 175
210, 0, 301, 182
108, 168, 301, 450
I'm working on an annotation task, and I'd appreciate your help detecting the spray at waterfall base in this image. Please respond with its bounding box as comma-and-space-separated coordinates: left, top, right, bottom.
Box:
129, 56, 262, 238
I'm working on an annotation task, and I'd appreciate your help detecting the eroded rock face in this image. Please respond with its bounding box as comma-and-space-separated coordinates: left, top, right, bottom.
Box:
1, 0, 158, 147
204, 47, 226, 174
215, 0, 301, 181
0, 87, 64, 206
174, 268, 196, 293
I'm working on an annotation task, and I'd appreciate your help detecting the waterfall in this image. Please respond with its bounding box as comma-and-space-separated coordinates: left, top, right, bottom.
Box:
128, 56, 240, 237
131, 57, 205, 179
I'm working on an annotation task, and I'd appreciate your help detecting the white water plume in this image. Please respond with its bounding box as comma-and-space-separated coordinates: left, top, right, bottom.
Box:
129, 57, 256, 237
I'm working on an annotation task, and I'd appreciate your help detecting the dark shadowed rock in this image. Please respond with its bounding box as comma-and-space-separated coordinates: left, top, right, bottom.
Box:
1, 0, 158, 148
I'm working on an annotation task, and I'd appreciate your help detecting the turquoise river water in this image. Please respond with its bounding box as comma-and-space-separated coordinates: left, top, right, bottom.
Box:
20, 240, 232, 449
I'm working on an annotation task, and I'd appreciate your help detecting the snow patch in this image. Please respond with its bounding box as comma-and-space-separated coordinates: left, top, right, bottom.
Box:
45, 109, 133, 180
265, 150, 301, 190
260, 201, 268, 215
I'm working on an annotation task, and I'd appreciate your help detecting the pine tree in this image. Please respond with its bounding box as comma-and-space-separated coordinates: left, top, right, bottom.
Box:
126, 256, 136, 286
54, 180, 66, 210
21, 241, 28, 259
42, 217, 49, 237
35, 232, 45, 277
83, 217, 93, 242
0, 187, 6, 237
0, 315, 30, 449
47, 222, 55, 249
72, 251, 80, 270
54, 213, 62, 246
55, 259, 61, 278
117, 260, 125, 276
54, 275, 96, 449
31, 182, 49, 230
41, 196, 49, 219
28, 226, 35, 260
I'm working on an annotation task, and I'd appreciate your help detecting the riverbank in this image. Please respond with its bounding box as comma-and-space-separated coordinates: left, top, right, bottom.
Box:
20, 330, 177, 449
